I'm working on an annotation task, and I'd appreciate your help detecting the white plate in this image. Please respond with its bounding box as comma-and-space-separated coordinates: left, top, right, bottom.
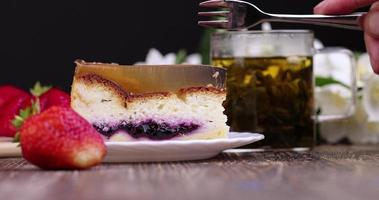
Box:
104, 132, 264, 163
0, 132, 264, 162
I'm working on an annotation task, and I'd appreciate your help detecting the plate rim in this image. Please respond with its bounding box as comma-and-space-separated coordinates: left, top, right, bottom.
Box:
103, 132, 264, 162
105, 132, 264, 146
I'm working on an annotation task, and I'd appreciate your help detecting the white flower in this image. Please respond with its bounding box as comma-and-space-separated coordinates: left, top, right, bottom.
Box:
357, 53, 374, 87
317, 84, 352, 143
261, 22, 272, 31
313, 39, 324, 50
363, 74, 379, 121
345, 102, 379, 144
319, 99, 379, 144
320, 119, 350, 144
316, 84, 351, 115
347, 124, 379, 144
313, 42, 379, 144
135, 48, 202, 65
135, 48, 175, 65
319, 86, 379, 144
185, 54, 202, 65
314, 52, 353, 87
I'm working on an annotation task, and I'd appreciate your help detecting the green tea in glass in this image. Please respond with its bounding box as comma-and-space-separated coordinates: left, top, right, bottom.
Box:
211, 30, 356, 149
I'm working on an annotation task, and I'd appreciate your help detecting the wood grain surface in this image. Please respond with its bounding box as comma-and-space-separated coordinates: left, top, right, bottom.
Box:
1, 145, 379, 200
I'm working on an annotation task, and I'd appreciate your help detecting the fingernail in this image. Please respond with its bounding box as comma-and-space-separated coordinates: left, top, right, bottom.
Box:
314, 1, 327, 13
367, 11, 379, 37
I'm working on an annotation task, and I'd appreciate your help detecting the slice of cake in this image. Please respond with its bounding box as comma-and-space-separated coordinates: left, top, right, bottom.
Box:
71, 60, 228, 141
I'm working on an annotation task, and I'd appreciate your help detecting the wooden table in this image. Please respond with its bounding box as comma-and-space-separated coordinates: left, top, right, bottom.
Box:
1, 146, 379, 200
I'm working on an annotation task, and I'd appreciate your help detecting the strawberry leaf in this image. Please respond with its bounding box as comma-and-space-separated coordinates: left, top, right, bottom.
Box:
11, 107, 32, 129
30, 82, 51, 97
12, 107, 34, 143
31, 99, 40, 115
13, 132, 20, 143
11, 116, 24, 129
12, 82, 51, 143
19, 107, 32, 119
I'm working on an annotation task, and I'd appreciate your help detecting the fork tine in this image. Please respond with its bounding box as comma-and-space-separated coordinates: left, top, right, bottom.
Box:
199, 0, 228, 8
198, 20, 229, 29
198, 11, 230, 17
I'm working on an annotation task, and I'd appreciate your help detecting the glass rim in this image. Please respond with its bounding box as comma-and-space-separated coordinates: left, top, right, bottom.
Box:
212, 29, 314, 36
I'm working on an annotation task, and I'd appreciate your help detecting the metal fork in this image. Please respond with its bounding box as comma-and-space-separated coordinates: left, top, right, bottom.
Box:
198, 0, 366, 30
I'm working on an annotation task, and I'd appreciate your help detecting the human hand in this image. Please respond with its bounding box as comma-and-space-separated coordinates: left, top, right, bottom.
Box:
314, 0, 379, 74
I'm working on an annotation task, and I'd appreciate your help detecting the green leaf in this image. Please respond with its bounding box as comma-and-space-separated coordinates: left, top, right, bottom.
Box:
30, 82, 51, 97
11, 98, 42, 143
11, 116, 24, 129
315, 76, 350, 88
30, 98, 41, 115
11, 107, 33, 129
198, 29, 215, 65
353, 51, 363, 61
13, 132, 20, 143
19, 107, 32, 119
12, 82, 52, 143
175, 49, 187, 64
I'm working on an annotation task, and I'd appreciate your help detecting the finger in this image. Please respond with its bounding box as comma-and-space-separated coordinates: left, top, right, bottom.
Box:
364, 33, 379, 74
314, 0, 377, 14
363, 3, 379, 74
363, 2, 379, 38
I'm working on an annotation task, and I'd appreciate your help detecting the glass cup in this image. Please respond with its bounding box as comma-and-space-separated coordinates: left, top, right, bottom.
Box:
211, 30, 356, 149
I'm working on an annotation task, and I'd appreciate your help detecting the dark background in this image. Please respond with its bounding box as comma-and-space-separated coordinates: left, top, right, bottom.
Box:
1, 0, 367, 91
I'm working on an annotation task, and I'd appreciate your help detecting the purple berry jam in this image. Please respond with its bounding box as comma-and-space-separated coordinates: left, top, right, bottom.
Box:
93, 120, 200, 140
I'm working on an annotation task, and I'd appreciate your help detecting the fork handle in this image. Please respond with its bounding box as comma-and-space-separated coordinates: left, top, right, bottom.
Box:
267, 12, 366, 30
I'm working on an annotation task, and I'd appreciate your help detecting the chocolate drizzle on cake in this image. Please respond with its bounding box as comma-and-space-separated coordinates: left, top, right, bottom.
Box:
94, 120, 200, 140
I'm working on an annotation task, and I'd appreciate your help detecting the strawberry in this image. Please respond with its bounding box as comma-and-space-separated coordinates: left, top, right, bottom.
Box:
39, 88, 70, 111
28, 82, 70, 111
9, 82, 70, 140
0, 86, 21, 108
0, 85, 28, 108
0, 92, 31, 137
20, 106, 106, 170
0, 82, 70, 138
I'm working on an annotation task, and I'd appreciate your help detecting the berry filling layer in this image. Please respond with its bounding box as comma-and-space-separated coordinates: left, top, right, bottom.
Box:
93, 120, 200, 140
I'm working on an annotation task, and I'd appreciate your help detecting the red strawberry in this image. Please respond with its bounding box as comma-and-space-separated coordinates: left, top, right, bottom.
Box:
39, 88, 70, 111
0, 93, 31, 137
20, 106, 106, 170
0, 85, 28, 108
